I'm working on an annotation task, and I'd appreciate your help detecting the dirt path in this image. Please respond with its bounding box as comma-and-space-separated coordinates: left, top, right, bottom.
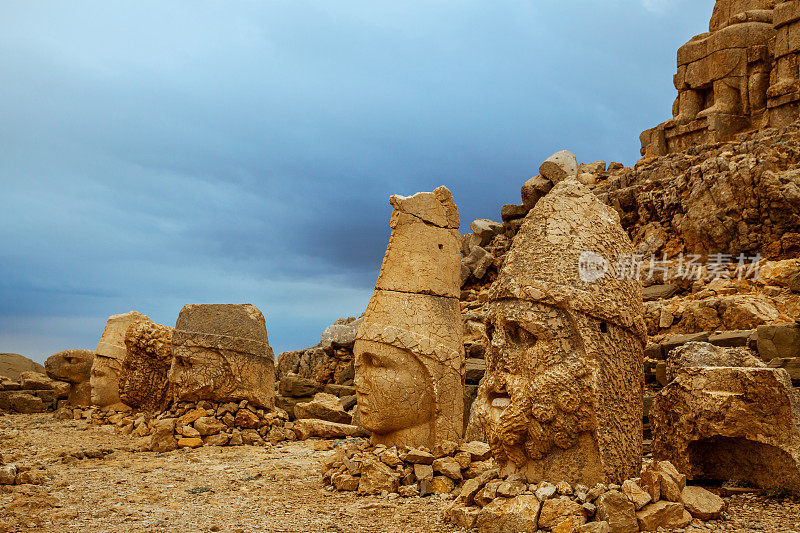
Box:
0, 414, 457, 532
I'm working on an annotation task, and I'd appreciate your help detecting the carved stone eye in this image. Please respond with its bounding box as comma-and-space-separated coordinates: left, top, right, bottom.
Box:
505, 322, 537, 346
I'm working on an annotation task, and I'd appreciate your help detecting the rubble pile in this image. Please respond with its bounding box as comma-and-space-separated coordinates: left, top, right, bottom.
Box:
443, 460, 726, 533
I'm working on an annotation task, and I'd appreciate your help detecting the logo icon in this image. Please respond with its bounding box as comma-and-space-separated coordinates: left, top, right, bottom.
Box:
578, 251, 608, 283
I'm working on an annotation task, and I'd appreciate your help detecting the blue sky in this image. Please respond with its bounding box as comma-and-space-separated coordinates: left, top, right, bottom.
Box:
0, 1, 714, 363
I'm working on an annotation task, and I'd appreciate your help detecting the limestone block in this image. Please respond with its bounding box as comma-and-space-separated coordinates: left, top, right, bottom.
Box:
635, 501, 688, 532
757, 322, 800, 360
475, 495, 541, 533
474, 179, 645, 486
45, 349, 94, 406
375, 211, 461, 298
652, 366, 800, 493
463, 246, 494, 279
293, 392, 351, 424
520, 175, 553, 209
18, 371, 54, 391
539, 150, 578, 184
292, 419, 369, 440
168, 304, 276, 409
666, 341, 764, 382
470, 218, 503, 246
387, 186, 459, 229
681, 485, 725, 520
595, 490, 638, 533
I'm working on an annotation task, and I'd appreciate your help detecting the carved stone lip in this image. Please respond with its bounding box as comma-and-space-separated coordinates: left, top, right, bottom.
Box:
490, 395, 511, 409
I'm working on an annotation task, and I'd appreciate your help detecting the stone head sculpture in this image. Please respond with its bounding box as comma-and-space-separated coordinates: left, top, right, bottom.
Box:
474, 178, 646, 485
354, 186, 464, 449
91, 311, 150, 410
45, 349, 94, 406
119, 320, 174, 412
168, 303, 276, 409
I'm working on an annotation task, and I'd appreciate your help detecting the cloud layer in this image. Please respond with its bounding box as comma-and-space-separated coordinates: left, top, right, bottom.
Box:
0, 0, 714, 362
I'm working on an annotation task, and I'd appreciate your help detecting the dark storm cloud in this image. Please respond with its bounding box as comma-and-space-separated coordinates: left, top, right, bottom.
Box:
0, 0, 714, 361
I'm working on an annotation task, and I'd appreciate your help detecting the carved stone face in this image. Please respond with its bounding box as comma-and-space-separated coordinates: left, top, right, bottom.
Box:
45, 349, 94, 384
476, 299, 595, 468
354, 340, 435, 435
90, 356, 122, 407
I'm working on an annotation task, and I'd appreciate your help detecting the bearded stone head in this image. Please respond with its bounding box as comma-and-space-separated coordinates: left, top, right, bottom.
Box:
474, 178, 646, 485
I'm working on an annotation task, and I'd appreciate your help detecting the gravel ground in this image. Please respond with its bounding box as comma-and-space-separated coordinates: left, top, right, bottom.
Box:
1, 413, 798, 532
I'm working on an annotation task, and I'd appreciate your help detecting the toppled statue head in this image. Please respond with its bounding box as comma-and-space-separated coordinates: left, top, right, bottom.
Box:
475, 178, 646, 485
168, 303, 276, 409
91, 311, 151, 410
45, 349, 94, 406
354, 186, 464, 449
119, 320, 174, 411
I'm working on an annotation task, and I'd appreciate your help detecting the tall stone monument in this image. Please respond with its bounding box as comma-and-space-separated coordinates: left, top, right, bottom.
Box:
168, 303, 276, 409
474, 178, 646, 485
354, 186, 465, 449
641, 0, 780, 156
91, 311, 150, 410
119, 320, 174, 412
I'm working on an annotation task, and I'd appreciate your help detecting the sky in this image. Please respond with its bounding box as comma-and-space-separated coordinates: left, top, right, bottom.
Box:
0, 0, 714, 363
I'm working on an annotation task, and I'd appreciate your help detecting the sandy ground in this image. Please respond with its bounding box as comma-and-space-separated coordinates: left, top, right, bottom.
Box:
1, 414, 799, 532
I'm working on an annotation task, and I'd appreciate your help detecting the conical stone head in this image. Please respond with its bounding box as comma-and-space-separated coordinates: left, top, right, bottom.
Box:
355, 186, 464, 449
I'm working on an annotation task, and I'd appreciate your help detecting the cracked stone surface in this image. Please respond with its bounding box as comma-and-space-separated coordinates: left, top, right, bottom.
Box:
355, 186, 464, 449
168, 304, 276, 410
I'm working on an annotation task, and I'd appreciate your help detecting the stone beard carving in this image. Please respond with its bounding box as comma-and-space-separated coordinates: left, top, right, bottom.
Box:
92, 311, 151, 410
168, 303, 276, 410
475, 178, 646, 486
354, 186, 464, 449
45, 349, 94, 407
119, 320, 174, 412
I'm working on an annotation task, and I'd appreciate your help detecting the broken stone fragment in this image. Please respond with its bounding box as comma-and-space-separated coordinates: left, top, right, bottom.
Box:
681, 485, 725, 520
539, 150, 578, 184
462, 246, 494, 280
652, 366, 800, 493
635, 501, 690, 532
470, 218, 503, 247
666, 341, 764, 382
475, 494, 541, 533
595, 490, 638, 533
293, 393, 351, 425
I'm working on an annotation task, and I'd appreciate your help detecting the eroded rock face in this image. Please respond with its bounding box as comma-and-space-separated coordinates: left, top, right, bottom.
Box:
652, 366, 800, 492
45, 349, 94, 406
474, 178, 646, 486
354, 186, 464, 449
666, 341, 764, 381
168, 304, 276, 410
92, 311, 151, 410
119, 320, 174, 411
